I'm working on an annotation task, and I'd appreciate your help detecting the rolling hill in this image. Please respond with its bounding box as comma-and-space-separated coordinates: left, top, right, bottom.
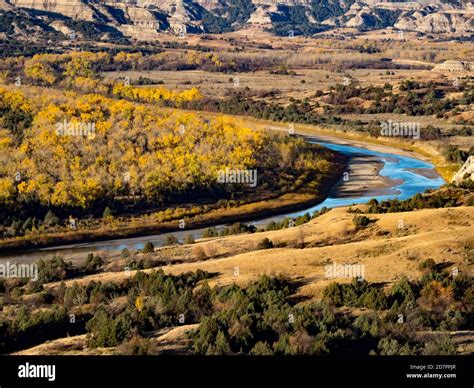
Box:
0, 0, 472, 41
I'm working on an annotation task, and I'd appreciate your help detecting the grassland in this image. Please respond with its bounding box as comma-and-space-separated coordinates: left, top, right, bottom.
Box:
12, 204, 473, 355
0, 30, 472, 357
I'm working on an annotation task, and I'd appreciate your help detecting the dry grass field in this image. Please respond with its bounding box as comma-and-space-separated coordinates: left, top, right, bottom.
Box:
27, 204, 471, 355
101, 29, 473, 104
102, 67, 459, 104
46, 205, 474, 300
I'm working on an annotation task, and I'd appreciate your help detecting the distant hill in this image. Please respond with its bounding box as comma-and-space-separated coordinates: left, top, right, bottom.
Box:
0, 0, 472, 41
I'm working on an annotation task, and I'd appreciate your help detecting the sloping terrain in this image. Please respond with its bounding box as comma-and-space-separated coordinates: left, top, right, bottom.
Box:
1, 0, 472, 40
16, 204, 473, 355
46, 205, 474, 300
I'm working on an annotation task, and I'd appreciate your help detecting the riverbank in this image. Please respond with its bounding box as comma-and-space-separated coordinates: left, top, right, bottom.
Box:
328, 154, 403, 198
0, 111, 448, 259
232, 115, 457, 182
0, 124, 447, 259
0, 135, 447, 265
0, 187, 340, 255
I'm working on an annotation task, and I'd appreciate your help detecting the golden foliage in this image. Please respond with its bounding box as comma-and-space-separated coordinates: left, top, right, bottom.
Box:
112, 83, 203, 106
0, 88, 261, 208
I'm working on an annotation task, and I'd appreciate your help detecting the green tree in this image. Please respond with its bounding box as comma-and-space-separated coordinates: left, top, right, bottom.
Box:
64, 282, 87, 307
378, 337, 412, 355
103, 206, 113, 219
322, 282, 344, 306
422, 335, 457, 355
86, 308, 118, 348
142, 242, 154, 254
213, 330, 231, 355
184, 234, 195, 244
43, 210, 59, 227
250, 341, 274, 355
85, 253, 104, 273
37, 256, 70, 284
257, 237, 274, 249
361, 288, 388, 310
390, 277, 417, 307
163, 235, 179, 246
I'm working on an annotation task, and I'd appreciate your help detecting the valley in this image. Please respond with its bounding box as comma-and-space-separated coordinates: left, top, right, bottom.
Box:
0, 6, 472, 360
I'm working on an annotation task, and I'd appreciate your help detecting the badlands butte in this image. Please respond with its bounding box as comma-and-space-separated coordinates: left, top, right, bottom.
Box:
0, 0, 473, 40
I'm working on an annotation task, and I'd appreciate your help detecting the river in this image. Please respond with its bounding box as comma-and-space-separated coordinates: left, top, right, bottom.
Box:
0, 139, 445, 264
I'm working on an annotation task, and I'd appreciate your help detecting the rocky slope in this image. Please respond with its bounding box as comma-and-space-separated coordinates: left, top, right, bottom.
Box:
0, 0, 472, 40
453, 156, 474, 185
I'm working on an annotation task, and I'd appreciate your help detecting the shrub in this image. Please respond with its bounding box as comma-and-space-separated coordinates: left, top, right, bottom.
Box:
418, 258, 436, 272
202, 227, 219, 238
192, 246, 206, 260
257, 237, 274, 249
142, 242, 154, 254
184, 234, 195, 244
353, 215, 374, 228
322, 282, 344, 306
121, 248, 131, 259
163, 234, 179, 246
119, 336, 153, 355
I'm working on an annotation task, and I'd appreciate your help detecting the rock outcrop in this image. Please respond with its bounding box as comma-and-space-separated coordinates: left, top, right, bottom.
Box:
433, 61, 474, 72
395, 7, 473, 34
1, 0, 472, 38
452, 156, 474, 184
9, 0, 97, 20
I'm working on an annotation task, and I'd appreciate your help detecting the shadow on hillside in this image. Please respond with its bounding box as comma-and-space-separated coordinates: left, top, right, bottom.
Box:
435, 262, 454, 272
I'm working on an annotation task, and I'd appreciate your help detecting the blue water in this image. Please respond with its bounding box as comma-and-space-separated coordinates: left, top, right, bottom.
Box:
1, 140, 445, 262
256, 141, 445, 223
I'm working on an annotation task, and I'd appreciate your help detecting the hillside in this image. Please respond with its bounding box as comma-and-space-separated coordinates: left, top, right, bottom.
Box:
8, 203, 473, 355
44, 205, 474, 299
1, 0, 472, 41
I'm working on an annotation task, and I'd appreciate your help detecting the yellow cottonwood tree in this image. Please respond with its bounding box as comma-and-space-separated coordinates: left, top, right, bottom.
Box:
24, 61, 57, 85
